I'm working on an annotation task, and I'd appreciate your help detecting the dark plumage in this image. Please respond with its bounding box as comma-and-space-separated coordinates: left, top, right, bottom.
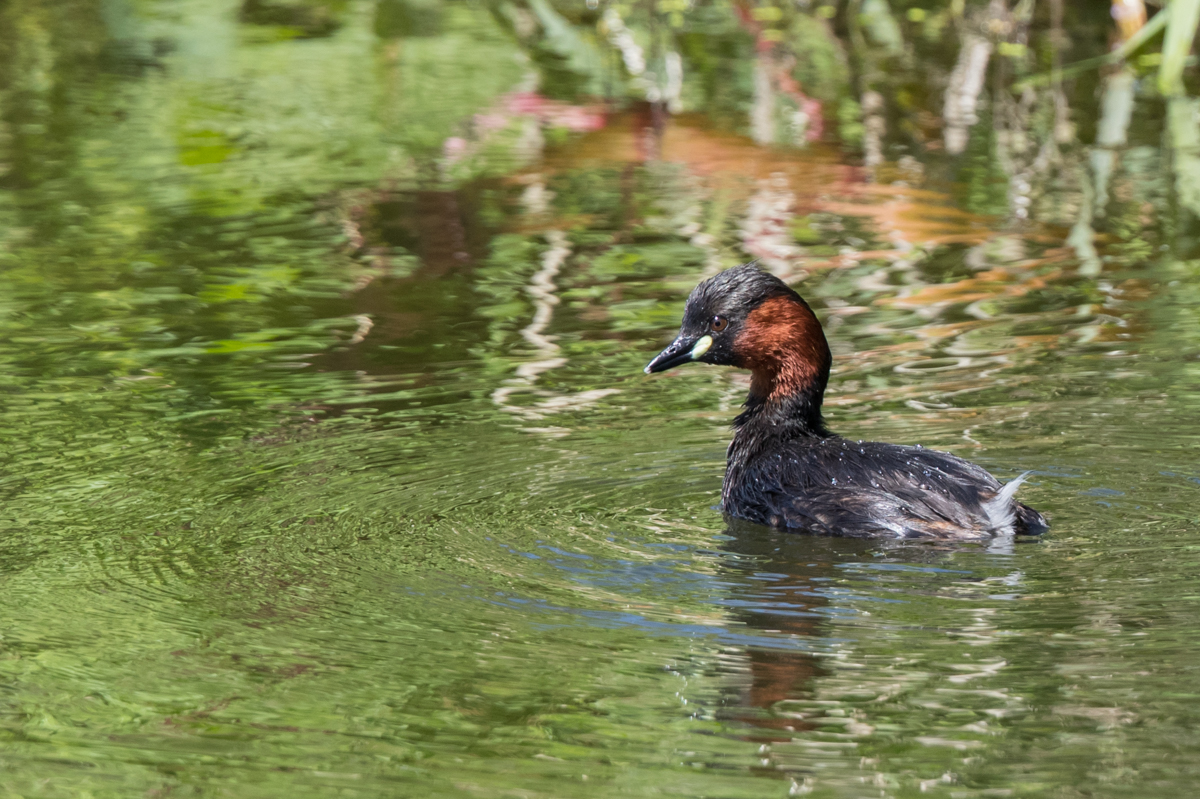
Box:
645, 263, 1047, 540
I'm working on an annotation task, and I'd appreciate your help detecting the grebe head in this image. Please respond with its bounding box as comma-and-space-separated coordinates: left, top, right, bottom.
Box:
645, 263, 832, 410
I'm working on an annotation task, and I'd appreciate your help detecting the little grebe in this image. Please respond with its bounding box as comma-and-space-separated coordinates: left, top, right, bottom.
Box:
645, 264, 1047, 540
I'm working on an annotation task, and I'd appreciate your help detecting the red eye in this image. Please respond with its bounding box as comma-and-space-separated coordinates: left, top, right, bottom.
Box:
710, 315, 728, 332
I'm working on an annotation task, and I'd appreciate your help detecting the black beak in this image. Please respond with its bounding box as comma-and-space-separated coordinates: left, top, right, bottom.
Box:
644, 334, 700, 374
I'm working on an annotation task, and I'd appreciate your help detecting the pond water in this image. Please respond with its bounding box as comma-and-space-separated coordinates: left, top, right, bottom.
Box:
3, 2, 1200, 797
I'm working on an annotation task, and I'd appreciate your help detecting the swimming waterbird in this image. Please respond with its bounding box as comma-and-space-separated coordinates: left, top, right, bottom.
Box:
645, 263, 1047, 540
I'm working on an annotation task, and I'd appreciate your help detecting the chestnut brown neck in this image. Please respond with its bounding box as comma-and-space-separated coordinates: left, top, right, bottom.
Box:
732, 294, 831, 435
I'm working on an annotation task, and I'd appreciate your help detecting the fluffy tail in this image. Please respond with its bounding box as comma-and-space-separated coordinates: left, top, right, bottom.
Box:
982, 471, 1031, 531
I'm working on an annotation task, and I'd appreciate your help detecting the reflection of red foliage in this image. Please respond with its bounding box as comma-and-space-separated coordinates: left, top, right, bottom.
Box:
445, 92, 607, 163
731, 3, 774, 55
506, 93, 604, 130
732, 4, 824, 142
495, 92, 607, 132
776, 59, 824, 142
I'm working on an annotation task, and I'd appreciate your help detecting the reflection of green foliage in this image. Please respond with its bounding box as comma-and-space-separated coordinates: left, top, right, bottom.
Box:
1169, 97, 1200, 222
957, 110, 1008, 216
790, 215, 823, 245
587, 241, 705, 284
788, 14, 850, 102
0, 0, 537, 423
383, 5, 527, 159
1105, 146, 1169, 265
550, 168, 625, 222
858, 0, 904, 55
177, 129, 237, 166
838, 95, 865, 148
677, 7, 755, 129
1159, 0, 1200, 96
374, 0, 446, 38
239, 0, 347, 39
524, 0, 608, 98
475, 233, 545, 336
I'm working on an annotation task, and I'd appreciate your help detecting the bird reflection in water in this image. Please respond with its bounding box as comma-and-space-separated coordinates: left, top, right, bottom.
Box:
715, 524, 879, 740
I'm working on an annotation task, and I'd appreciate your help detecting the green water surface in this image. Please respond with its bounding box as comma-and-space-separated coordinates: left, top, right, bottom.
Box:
2, 2, 1200, 797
